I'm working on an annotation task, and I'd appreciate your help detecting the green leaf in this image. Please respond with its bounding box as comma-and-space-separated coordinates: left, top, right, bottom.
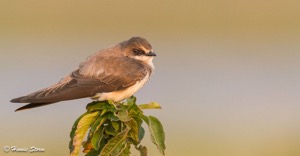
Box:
126, 96, 136, 106
86, 101, 105, 111
140, 115, 149, 124
90, 117, 102, 133
69, 112, 89, 151
128, 103, 143, 117
117, 110, 132, 122
86, 101, 117, 113
125, 119, 139, 144
118, 143, 131, 156
90, 115, 108, 136
104, 123, 118, 136
144, 116, 166, 155
111, 121, 120, 132
70, 96, 166, 156
99, 127, 131, 156
91, 126, 105, 150
106, 112, 119, 121
110, 142, 127, 156
86, 149, 101, 156
138, 126, 145, 143
70, 112, 88, 138
138, 102, 162, 109
70, 111, 100, 156
107, 100, 115, 105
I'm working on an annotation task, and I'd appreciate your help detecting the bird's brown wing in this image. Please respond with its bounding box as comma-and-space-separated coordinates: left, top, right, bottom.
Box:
11, 56, 151, 111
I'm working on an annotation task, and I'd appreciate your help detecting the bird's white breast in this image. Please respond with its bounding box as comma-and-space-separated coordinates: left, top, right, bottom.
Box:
94, 73, 150, 102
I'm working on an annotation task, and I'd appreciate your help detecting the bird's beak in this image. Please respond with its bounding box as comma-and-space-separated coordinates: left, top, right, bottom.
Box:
146, 51, 157, 56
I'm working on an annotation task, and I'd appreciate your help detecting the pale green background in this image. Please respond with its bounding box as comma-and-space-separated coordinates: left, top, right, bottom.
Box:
1, 0, 300, 156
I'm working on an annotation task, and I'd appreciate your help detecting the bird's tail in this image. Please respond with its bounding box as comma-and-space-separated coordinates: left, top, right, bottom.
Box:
14, 102, 55, 112
10, 95, 55, 111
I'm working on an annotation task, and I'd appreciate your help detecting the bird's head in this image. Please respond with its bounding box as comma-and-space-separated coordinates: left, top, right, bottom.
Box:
121, 37, 156, 67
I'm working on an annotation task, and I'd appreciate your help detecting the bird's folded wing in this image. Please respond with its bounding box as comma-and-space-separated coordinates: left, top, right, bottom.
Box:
75, 55, 150, 91
11, 56, 150, 104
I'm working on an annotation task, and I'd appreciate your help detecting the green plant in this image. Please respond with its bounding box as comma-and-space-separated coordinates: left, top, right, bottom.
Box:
69, 96, 166, 156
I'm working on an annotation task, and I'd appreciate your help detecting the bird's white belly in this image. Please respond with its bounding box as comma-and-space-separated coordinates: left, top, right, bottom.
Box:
94, 74, 150, 102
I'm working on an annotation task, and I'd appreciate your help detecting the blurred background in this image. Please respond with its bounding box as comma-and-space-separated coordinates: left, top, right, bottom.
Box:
1, 0, 300, 156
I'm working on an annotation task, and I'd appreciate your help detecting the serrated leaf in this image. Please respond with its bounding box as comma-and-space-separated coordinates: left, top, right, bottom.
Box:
91, 126, 105, 150
99, 127, 130, 156
111, 142, 127, 156
70, 112, 88, 138
144, 116, 166, 155
114, 142, 131, 156
125, 119, 139, 144
70, 96, 165, 156
69, 112, 89, 151
70, 111, 100, 156
138, 102, 162, 109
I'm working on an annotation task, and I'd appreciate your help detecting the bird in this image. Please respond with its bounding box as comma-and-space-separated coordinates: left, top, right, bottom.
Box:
10, 37, 156, 111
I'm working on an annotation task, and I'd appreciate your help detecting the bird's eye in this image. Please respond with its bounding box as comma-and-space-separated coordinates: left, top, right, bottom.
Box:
133, 49, 144, 56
